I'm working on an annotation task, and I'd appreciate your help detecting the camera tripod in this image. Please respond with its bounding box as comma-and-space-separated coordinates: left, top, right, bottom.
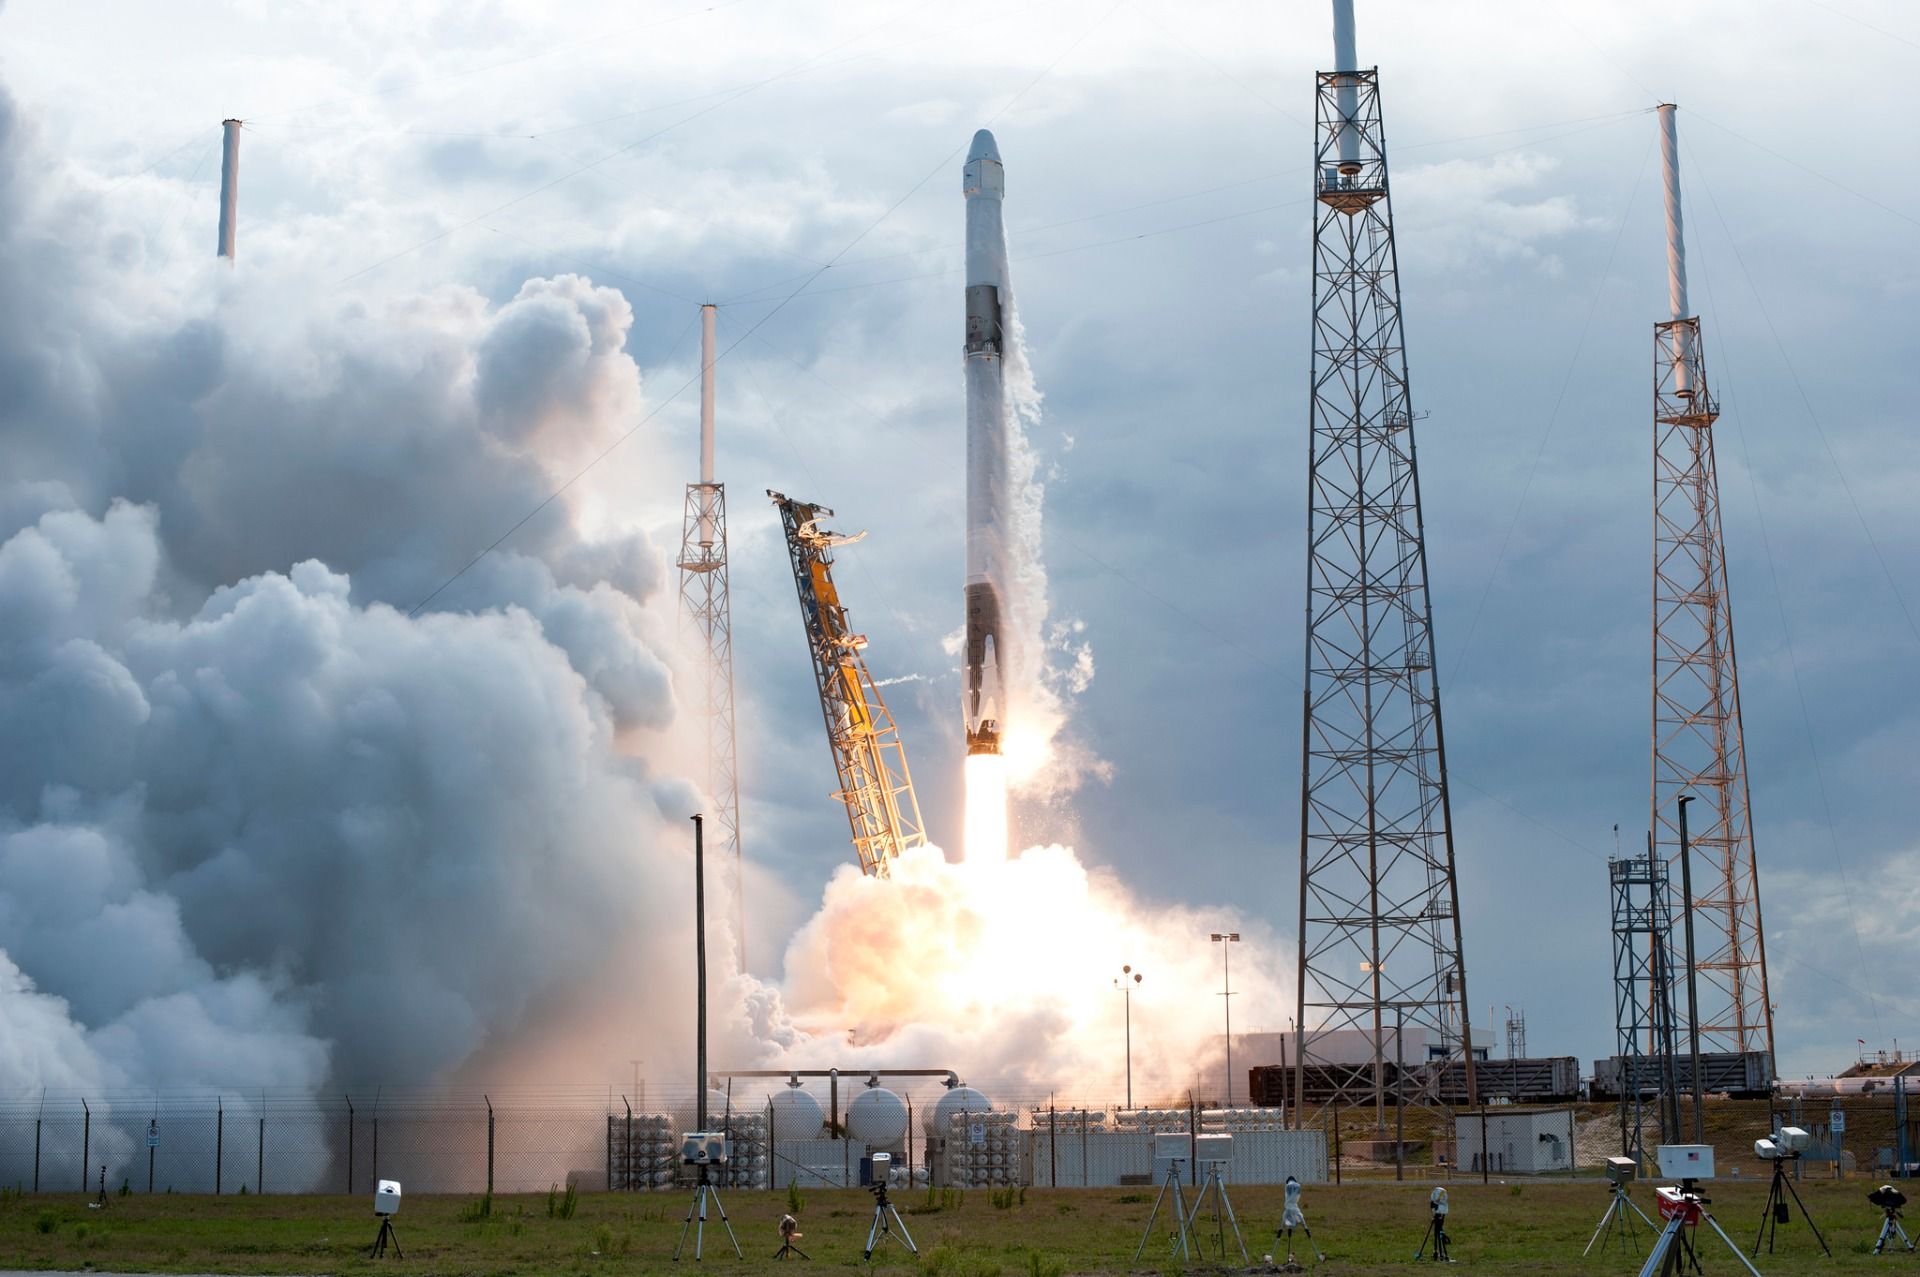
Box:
1874, 1204, 1915, 1255
862, 1180, 916, 1261
1186, 1162, 1248, 1265
1636, 1185, 1763, 1277
368, 1216, 402, 1259
1753, 1155, 1829, 1256
1133, 1159, 1195, 1262
774, 1215, 809, 1261
1414, 1210, 1452, 1262
1585, 1182, 1657, 1257
673, 1166, 742, 1262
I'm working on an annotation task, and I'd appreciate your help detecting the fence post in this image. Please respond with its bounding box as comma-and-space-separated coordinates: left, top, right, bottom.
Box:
1081, 1108, 1089, 1188
371, 1105, 379, 1186
1048, 1099, 1056, 1188
216, 1099, 223, 1195
34, 1117, 41, 1193
622, 1096, 632, 1194
1188, 1094, 1197, 1187
80, 1100, 89, 1193
485, 1095, 494, 1197
906, 1097, 913, 1185
345, 1096, 354, 1196
258, 1112, 265, 1195
1480, 1106, 1489, 1185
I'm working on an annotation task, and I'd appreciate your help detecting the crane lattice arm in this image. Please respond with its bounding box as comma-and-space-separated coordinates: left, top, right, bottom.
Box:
768, 490, 926, 877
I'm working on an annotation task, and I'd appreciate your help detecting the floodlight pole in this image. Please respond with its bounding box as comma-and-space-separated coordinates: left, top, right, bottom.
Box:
1677, 795, 1705, 1142
1211, 934, 1240, 1104
694, 813, 709, 1134
1116, 966, 1142, 1110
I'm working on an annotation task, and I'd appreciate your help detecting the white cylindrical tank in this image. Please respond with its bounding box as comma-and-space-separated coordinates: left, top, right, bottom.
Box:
923, 1086, 992, 1138
846, 1085, 909, 1151
770, 1086, 825, 1140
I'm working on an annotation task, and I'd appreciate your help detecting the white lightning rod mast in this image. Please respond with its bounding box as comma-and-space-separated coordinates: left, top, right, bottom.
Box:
1657, 104, 1691, 392
1331, 0, 1360, 170
216, 119, 241, 262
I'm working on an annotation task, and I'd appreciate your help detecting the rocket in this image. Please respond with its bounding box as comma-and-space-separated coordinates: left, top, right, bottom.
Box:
962, 128, 1008, 757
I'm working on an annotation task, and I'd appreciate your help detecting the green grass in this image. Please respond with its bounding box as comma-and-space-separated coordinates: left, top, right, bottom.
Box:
0, 1178, 1901, 1274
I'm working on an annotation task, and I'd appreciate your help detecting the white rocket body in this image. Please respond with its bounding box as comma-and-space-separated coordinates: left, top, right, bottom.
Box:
962, 128, 1008, 756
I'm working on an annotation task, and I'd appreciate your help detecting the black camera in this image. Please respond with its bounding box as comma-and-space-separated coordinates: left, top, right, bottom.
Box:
1869, 1185, 1907, 1212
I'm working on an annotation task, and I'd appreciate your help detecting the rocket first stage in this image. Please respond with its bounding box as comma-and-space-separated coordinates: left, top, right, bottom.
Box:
963, 128, 1008, 757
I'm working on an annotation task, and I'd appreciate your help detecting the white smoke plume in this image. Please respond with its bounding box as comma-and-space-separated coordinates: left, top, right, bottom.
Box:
761, 844, 1285, 1102
993, 292, 1106, 803
0, 80, 709, 1096
0, 66, 1281, 1115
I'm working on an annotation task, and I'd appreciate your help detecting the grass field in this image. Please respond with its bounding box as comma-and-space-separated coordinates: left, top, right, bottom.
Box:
0, 1176, 1908, 1275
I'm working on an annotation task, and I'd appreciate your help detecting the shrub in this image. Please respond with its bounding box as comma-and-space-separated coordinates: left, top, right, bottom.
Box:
459, 1193, 493, 1222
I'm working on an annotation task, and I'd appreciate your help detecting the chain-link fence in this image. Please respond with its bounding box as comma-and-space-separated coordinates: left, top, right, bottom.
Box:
0, 1084, 1340, 1195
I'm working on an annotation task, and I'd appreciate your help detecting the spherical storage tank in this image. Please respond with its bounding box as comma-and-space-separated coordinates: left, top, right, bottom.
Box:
922, 1086, 992, 1138
846, 1085, 908, 1152
668, 1089, 735, 1132
770, 1086, 825, 1140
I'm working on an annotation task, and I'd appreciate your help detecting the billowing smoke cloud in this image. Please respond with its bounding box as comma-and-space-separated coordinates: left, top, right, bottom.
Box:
757, 844, 1285, 1102
0, 79, 707, 1094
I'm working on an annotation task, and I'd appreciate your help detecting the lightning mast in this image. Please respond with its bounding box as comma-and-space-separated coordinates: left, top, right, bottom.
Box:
769, 491, 926, 877
1648, 105, 1772, 1061
677, 304, 744, 967
1294, 0, 1476, 1128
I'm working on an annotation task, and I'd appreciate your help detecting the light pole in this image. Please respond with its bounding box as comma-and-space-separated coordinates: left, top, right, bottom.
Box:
1211, 932, 1240, 1105
1115, 965, 1143, 1109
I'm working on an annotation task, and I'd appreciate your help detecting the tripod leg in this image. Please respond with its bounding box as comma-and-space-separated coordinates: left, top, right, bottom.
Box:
865, 1205, 882, 1260
888, 1203, 918, 1254
1698, 1209, 1766, 1277
1778, 1167, 1831, 1256
1216, 1177, 1248, 1265
675, 1183, 705, 1261
1133, 1174, 1174, 1262
709, 1186, 742, 1258
1587, 1196, 1619, 1257
1303, 1223, 1324, 1262
1636, 1214, 1684, 1277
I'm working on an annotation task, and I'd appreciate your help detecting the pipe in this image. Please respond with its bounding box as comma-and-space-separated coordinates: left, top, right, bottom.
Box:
694, 814, 708, 1134
1677, 796, 1705, 1143
217, 120, 241, 261
1331, 0, 1360, 171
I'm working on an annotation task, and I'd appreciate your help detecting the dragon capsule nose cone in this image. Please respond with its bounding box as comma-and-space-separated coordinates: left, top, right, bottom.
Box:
967, 129, 1000, 163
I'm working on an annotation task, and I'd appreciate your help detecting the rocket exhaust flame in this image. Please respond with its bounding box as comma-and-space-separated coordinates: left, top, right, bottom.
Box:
963, 753, 1009, 865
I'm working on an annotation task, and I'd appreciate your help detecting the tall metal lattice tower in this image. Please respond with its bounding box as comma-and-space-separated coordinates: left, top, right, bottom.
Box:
1609, 851, 1681, 1156
1648, 105, 1772, 1061
678, 303, 744, 968
768, 491, 926, 877
1294, 0, 1476, 1127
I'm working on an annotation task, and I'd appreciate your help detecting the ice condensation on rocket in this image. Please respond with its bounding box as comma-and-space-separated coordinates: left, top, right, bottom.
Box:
963, 127, 1008, 758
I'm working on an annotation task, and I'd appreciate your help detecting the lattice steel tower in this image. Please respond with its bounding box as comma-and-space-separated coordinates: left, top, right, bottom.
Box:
678, 304, 744, 968
1294, 0, 1476, 1128
1610, 851, 1682, 1156
1647, 105, 1772, 1062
